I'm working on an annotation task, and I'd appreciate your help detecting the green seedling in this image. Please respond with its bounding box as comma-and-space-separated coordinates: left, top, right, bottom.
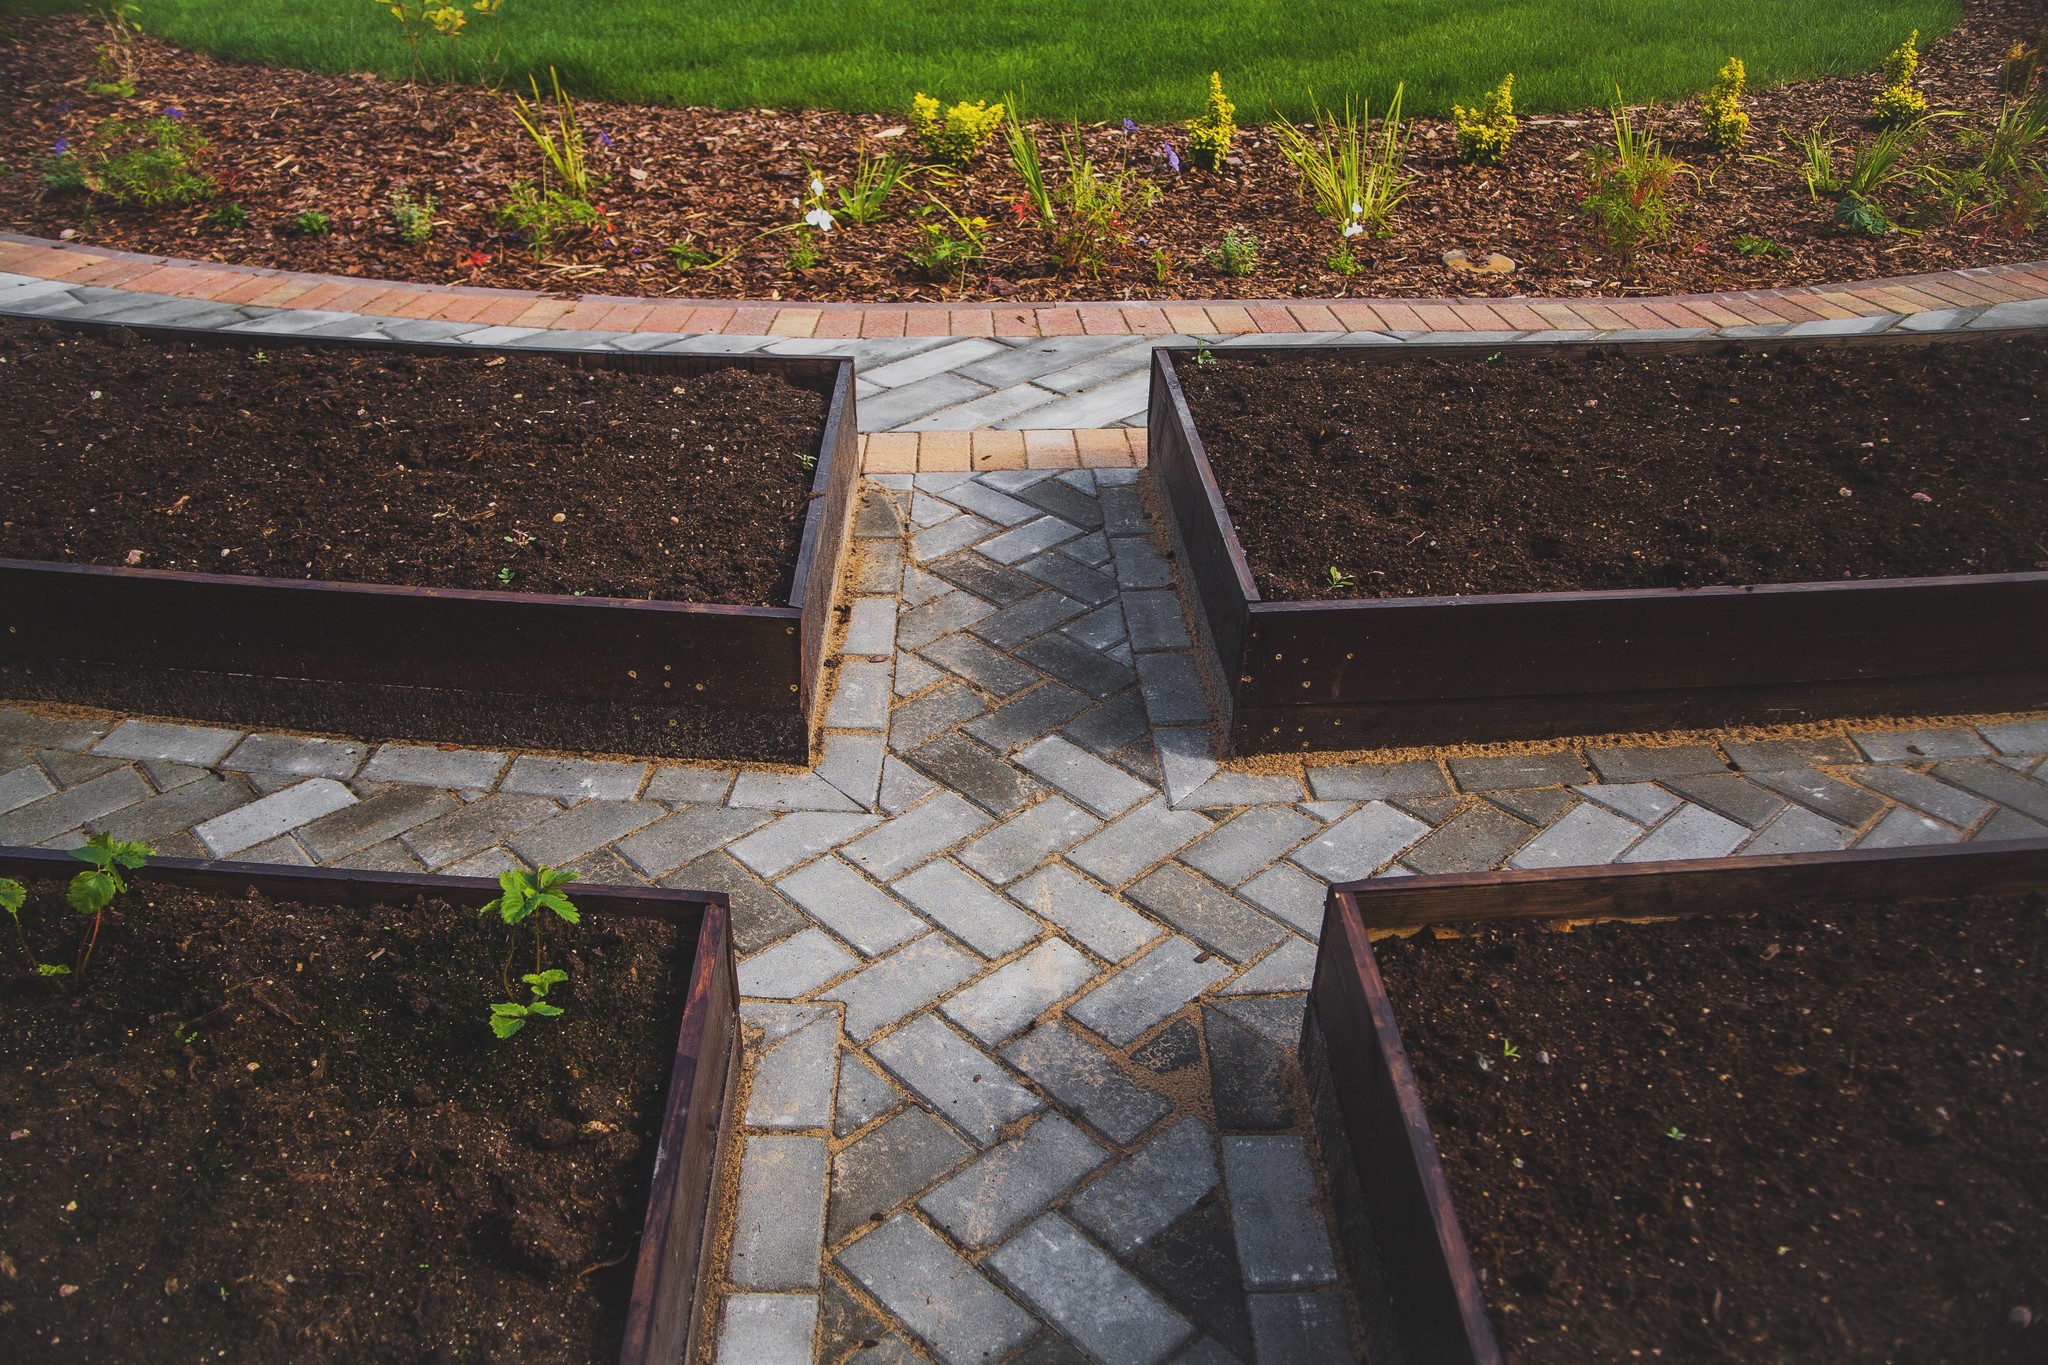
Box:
798, 450, 818, 473
1326, 566, 1356, 590
1193, 344, 1215, 366
480, 866, 580, 1039
1666, 1125, 1687, 1141
2, 877, 67, 978
496, 566, 515, 585
490, 969, 567, 1038
1501, 1039, 1521, 1060
66, 832, 150, 977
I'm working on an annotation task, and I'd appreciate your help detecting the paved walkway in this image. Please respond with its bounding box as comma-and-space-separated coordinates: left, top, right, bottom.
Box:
4, 474, 2046, 1365
5, 244, 2048, 1362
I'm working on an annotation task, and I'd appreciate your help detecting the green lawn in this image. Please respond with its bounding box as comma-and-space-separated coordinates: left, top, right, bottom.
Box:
21, 0, 1958, 121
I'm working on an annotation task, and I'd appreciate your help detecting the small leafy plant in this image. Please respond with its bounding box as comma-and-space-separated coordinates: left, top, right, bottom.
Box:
1580, 92, 1689, 257
911, 93, 1004, 166
43, 115, 214, 208
1205, 228, 1258, 277
89, 2, 143, 98
1185, 71, 1235, 171
373, 0, 508, 87
1453, 73, 1517, 165
1701, 57, 1750, 150
666, 235, 728, 271
1325, 566, 1356, 590
290, 208, 332, 236
481, 866, 580, 1039
204, 200, 247, 229
388, 187, 436, 244
1006, 103, 1159, 278
1874, 30, 1929, 127
498, 184, 602, 253
1, 877, 64, 978
1732, 232, 1787, 257
906, 201, 988, 284
4, 834, 155, 979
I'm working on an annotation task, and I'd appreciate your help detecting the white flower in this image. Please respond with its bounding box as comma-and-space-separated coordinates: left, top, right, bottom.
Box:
1350, 200, 1362, 216
810, 175, 825, 196
1343, 220, 1364, 238
805, 206, 836, 233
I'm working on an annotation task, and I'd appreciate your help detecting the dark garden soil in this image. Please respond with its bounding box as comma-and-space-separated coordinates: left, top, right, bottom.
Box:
1179, 330, 2048, 602
0, 316, 826, 605
1373, 894, 2048, 1365
0, 3, 2043, 305
0, 877, 693, 1364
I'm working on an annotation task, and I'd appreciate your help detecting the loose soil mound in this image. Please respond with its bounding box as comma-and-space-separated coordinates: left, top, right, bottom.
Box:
1180, 331, 2048, 601
0, 317, 825, 605
1375, 896, 2048, 1365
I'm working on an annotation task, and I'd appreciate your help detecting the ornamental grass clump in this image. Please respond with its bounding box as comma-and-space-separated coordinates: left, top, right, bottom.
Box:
912, 93, 1004, 165
1005, 100, 1159, 277
1186, 71, 1235, 170
1874, 30, 1929, 127
1272, 87, 1413, 274
1453, 73, 1517, 164
1701, 57, 1750, 150
500, 66, 605, 253
1580, 93, 1689, 257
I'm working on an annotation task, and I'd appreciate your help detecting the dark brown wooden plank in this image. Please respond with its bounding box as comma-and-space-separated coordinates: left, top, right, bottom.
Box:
795, 360, 864, 729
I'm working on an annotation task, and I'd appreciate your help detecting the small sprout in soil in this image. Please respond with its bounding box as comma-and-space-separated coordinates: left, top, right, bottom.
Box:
1326, 566, 1356, 590
1733, 232, 1788, 257
204, 202, 248, 230
1150, 246, 1173, 284
798, 450, 817, 473
490, 969, 568, 1039
1666, 1125, 1687, 1140
290, 209, 333, 237
250, 350, 269, 364
666, 235, 728, 271
1193, 344, 1215, 366
1502, 1039, 1521, 1060
496, 566, 515, 585
63, 833, 151, 977
481, 866, 581, 1040
2, 876, 66, 978
1205, 228, 1259, 278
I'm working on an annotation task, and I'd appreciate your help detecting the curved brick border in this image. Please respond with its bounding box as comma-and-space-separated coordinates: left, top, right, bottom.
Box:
5, 231, 2046, 342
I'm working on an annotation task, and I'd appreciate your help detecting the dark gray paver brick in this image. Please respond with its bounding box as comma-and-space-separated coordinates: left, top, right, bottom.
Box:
666, 851, 807, 957
1203, 1005, 1294, 1129
38, 750, 125, 789
981, 516, 1084, 566
920, 1114, 1106, 1248
221, 733, 368, 779
1721, 735, 1863, 770
1748, 769, 1886, 828
1447, 751, 1587, 791
334, 838, 425, 873
957, 797, 1102, 884
778, 856, 926, 957
892, 858, 1041, 958
965, 682, 1094, 752
1306, 759, 1448, 802
1069, 937, 1232, 1047
1127, 865, 1286, 964
919, 634, 1042, 697
972, 592, 1090, 651
1932, 759, 2048, 823
1220, 1136, 1337, 1290
828, 1107, 975, 1242
1662, 773, 1788, 828
509, 799, 664, 867
1062, 601, 1127, 652
1002, 1021, 1170, 1145
905, 734, 1042, 816
618, 805, 776, 878
1135, 654, 1209, 726
1109, 536, 1175, 590
1400, 802, 1534, 874
86, 773, 246, 844
1975, 808, 2048, 841
897, 591, 999, 652
1117, 591, 1188, 653
1858, 807, 1962, 848
1135, 1203, 1254, 1361
835, 1215, 1037, 1365
1064, 795, 1211, 888
1010, 475, 1107, 530
836, 1048, 902, 1137
1576, 782, 1680, 825
1739, 805, 1856, 857
0, 708, 108, 752
1015, 632, 1134, 699
1487, 787, 1574, 825
1016, 551, 1120, 608
1067, 1115, 1219, 1258
868, 1014, 1042, 1144
888, 682, 987, 752
401, 791, 560, 869
729, 1134, 828, 1290
1248, 1292, 1354, 1365
1850, 727, 1991, 762
986, 1215, 1194, 1365
1180, 806, 1319, 887
1584, 743, 1728, 782
298, 786, 457, 863
1850, 765, 1992, 828
855, 488, 906, 538
822, 934, 983, 1041
1062, 694, 1150, 760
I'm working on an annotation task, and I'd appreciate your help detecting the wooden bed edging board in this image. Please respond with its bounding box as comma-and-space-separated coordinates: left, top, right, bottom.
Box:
1145, 334, 2048, 756
1303, 837, 2048, 1365
0, 318, 861, 764
0, 846, 741, 1365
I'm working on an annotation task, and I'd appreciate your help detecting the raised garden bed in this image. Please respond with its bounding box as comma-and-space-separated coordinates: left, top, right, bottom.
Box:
1148, 330, 2048, 755
1302, 838, 2048, 1365
0, 315, 859, 763
0, 845, 737, 1365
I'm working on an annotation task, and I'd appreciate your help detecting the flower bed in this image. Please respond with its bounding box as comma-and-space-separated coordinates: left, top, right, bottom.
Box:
0, 316, 860, 762
1147, 328, 2048, 755
1303, 838, 2048, 1365
0, 846, 738, 1364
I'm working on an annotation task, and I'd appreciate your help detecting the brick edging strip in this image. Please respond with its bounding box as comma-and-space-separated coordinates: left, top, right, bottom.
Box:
3, 232, 2045, 341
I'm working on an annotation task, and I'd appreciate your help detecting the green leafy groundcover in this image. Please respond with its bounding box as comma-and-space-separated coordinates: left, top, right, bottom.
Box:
9, 0, 1957, 123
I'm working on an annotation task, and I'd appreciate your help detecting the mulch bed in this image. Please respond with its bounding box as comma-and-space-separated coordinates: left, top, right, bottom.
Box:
1373, 895, 2048, 1365
0, 878, 690, 1364
1176, 331, 2048, 602
0, 2, 2042, 305
0, 317, 825, 606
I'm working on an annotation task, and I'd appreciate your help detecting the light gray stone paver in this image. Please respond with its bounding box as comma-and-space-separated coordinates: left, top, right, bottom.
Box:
357, 743, 507, 789
729, 769, 863, 813
1000, 1022, 1170, 1146
86, 773, 247, 844
879, 754, 939, 814
835, 1215, 1037, 1365
1220, 936, 1318, 995
1575, 782, 1682, 825
1306, 758, 1447, 801
729, 1135, 829, 1290
957, 797, 1102, 884
1739, 804, 1857, 856
644, 764, 736, 805
715, 1294, 819, 1364
500, 755, 648, 803
194, 778, 357, 858
93, 719, 241, 767
1238, 863, 1329, 939
1182, 771, 1306, 808
738, 929, 859, 999
1220, 1136, 1338, 1290
1976, 808, 2048, 841
1009, 863, 1163, 962
1748, 768, 1886, 829
1851, 727, 1990, 762
816, 732, 887, 809
842, 791, 993, 881
1014, 736, 1151, 818
941, 938, 1096, 1045
508, 799, 664, 867
892, 859, 1041, 958
843, 598, 900, 657
1618, 803, 1748, 863
1506, 802, 1642, 870
744, 1006, 839, 1130
822, 934, 983, 1041
829, 1107, 975, 1243
0, 763, 57, 817
1858, 807, 1963, 848
1065, 795, 1212, 888
778, 856, 926, 957
1980, 718, 2048, 757
836, 1049, 902, 1136
1066, 1115, 1219, 1257
1722, 735, 1862, 770
986, 1215, 1195, 1365
1069, 937, 1232, 1047
919, 1114, 1107, 1248
1288, 801, 1429, 882
1932, 759, 2048, 823
617, 804, 775, 878
1849, 765, 1992, 828
827, 660, 896, 732
868, 1014, 1043, 1145
728, 811, 882, 878
221, 733, 368, 779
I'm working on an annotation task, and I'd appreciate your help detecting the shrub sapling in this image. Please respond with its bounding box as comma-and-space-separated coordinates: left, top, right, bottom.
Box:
480, 866, 580, 1039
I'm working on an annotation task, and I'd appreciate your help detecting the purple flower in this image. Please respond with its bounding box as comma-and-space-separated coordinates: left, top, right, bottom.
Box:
164, 107, 184, 120
55, 100, 70, 114
597, 130, 613, 148
1162, 140, 1180, 174
54, 137, 68, 155
1121, 118, 1138, 134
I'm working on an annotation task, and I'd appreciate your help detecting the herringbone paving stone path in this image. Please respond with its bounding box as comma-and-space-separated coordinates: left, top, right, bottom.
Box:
4, 472, 2046, 1363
